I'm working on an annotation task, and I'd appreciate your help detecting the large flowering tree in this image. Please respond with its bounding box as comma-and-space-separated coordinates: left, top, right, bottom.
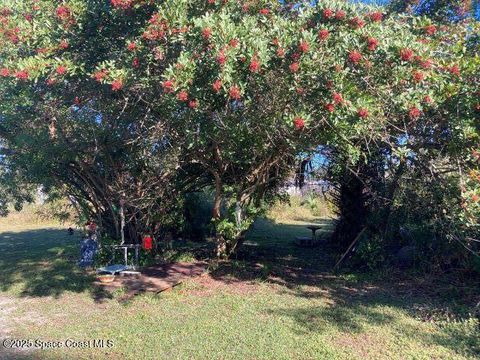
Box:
0, 0, 474, 257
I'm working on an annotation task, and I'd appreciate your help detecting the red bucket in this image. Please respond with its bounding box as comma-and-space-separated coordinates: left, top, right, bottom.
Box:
142, 236, 153, 250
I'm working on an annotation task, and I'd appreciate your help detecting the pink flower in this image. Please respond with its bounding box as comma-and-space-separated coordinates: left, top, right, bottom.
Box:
358, 108, 369, 119
323, 8, 334, 19
333, 92, 343, 104
229, 38, 239, 48
56, 6, 71, 19
424, 24, 437, 36
202, 27, 212, 40
298, 40, 309, 53
259, 8, 269, 15
212, 79, 222, 92
408, 107, 421, 120
369, 12, 383, 22
335, 10, 346, 20
293, 117, 305, 130
412, 71, 424, 83
249, 58, 260, 73
93, 70, 108, 82
132, 57, 139, 68
56, 65, 67, 75
14, 70, 29, 80
177, 91, 188, 101
127, 42, 136, 51
367, 37, 378, 51
350, 17, 365, 29
162, 79, 175, 92
400, 48, 414, 62
188, 99, 198, 109
111, 79, 123, 91
325, 103, 335, 113
276, 48, 285, 57
318, 29, 329, 41
0, 68, 9, 77
59, 40, 69, 49
217, 51, 226, 66
423, 95, 433, 104
449, 64, 460, 77
289, 62, 299, 73
229, 86, 241, 100
348, 50, 362, 64
421, 59, 433, 69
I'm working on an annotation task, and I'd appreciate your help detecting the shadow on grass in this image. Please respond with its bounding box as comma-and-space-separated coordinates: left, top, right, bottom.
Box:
206, 218, 480, 358
0, 228, 111, 302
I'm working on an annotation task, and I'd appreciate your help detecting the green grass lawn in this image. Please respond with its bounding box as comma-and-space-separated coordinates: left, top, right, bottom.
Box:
0, 216, 479, 360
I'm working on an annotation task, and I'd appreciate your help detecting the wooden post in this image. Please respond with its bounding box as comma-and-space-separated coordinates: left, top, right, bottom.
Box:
333, 227, 367, 272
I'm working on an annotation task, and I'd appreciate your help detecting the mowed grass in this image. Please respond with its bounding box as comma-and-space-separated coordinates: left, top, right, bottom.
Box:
0, 207, 479, 359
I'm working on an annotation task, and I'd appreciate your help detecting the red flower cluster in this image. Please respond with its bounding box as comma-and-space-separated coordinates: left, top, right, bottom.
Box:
358, 108, 369, 119
188, 99, 198, 109
350, 17, 365, 29
424, 24, 437, 35
162, 79, 174, 93
249, 57, 260, 73
293, 117, 305, 130
400, 48, 414, 62
56, 65, 67, 75
111, 79, 123, 91
127, 42, 136, 51
318, 29, 329, 41
93, 70, 108, 82
14, 70, 29, 80
177, 91, 188, 101
132, 57, 139, 68
229, 38, 239, 48
369, 12, 383, 22
412, 71, 424, 83
423, 95, 433, 104
367, 37, 378, 51
229, 86, 241, 100
56, 6, 71, 19
289, 62, 299, 73
323, 8, 334, 19
333, 92, 343, 105
276, 48, 286, 57
325, 103, 335, 113
259, 8, 269, 15
449, 64, 460, 76
348, 50, 362, 64
111, 0, 134, 9
408, 106, 421, 120
202, 27, 212, 40
335, 10, 346, 20
420, 59, 433, 69
0, 68, 9, 77
59, 40, 69, 49
212, 79, 222, 92
298, 40, 309, 53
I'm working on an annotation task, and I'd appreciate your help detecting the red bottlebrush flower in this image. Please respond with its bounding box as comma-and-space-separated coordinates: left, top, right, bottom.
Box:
335, 10, 346, 20
289, 62, 299, 73
276, 47, 286, 58
424, 24, 437, 36
259, 8, 269, 15
127, 42, 136, 51
202, 27, 212, 40
421, 59, 433, 69
272, 38, 279, 46
208, 0, 215, 4
111, 0, 134, 9
472, 194, 479, 203
292, 52, 301, 61
325, 103, 335, 113
408, 106, 421, 120
212, 79, 222, 92
400, 48, 414, 62
293, 117, 305, 130
367, 37, 378, 51
333, 92, 343, 104
350, 17, 365, 29
412, 71, 424, 83
249, 58, 260, 73
369, 12, 383, 22
0, 68, 9, 77
229, 86, 241, 100
74, 96, 80, 105
188, 99, 198, 109
93, 70, 107, 82
449, 64, 460, 76
46, 78, 56, 86
423, 95, 433, 104
56, 65, 67, 75
217, 52, 226, 66
299, 40, 309, 53
348, 50, 362, 64
24, 13, 33, 22
323, 8, 334, 19
229, 38, 239, 48
111, 79, 123, 91
14, 70, 29, 80
177, 91, 188, 102
358, 108, 369, 119
318, 29, 329, 41
162, 79, 174, 92
56, 6, 71, 19
59, 40, 69, 49
295, 87, 304, 95
132, 57, 139, 68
